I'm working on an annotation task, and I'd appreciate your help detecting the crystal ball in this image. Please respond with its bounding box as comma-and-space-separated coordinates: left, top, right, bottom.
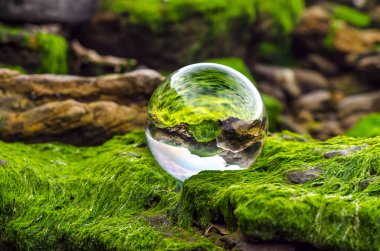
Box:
146, 63, 267, 181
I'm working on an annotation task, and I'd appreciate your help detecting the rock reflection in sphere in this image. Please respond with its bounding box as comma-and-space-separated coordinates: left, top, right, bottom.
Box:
146, 63, 267, 181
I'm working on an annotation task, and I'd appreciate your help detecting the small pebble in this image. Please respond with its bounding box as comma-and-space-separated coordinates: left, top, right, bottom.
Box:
324, 145, 366, 159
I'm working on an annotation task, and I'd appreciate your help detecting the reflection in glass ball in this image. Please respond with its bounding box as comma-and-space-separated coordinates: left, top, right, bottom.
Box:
146, 63, 267, 181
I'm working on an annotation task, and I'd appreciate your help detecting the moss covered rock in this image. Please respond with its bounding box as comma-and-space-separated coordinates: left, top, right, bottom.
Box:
1, 131, 379, 250
76, 0, 303, 70
0, 23, 68, 74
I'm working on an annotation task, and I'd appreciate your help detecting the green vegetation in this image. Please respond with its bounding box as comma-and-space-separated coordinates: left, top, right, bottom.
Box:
0, 132, 219, 250
35, 32, 68, 74
101, 0, 303, 65
188, 120, 221, 143
262, 94, 283, 132
333, 5, 372, 28
346, 113, 380, 138
176, 132, 380, 250
0, 23, 68, 74
0, 64, 25, 73
101, 0, 303, 34
1, 131, 379, 250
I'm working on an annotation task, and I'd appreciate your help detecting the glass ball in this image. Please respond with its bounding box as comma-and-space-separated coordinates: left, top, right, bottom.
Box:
146, 63, 267, 181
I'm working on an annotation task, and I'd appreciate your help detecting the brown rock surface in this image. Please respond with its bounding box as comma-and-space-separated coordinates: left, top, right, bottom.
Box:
0, 68, 163, 145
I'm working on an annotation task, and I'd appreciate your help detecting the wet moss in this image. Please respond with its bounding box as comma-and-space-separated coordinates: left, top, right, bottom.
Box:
1, 131, 379, 250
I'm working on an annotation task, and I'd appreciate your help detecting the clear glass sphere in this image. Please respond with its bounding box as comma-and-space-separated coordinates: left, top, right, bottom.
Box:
146, 63, 267, 181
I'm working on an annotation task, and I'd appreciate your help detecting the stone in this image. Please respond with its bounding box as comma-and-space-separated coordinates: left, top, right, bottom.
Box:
333, 25, 380, 53
287, 168, 322, 184
0, 0, 99, 24
1, 99, 146, 145
293, 5, 331, 51
306, 54, 340, 76
324, 145, 366, 158
254, 64, 301, 97
338, 91, 380, 118
294, 90, 332, 112
0, 68, 163, 145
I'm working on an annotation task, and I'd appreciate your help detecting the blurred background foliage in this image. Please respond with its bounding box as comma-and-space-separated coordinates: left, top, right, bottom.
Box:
0, 0, 379, 138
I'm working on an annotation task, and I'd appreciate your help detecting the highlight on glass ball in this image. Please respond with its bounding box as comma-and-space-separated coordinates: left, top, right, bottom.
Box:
146, 63, 267, 181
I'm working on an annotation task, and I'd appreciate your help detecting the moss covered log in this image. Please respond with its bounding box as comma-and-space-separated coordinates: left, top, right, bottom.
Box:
1, 131, 380, 250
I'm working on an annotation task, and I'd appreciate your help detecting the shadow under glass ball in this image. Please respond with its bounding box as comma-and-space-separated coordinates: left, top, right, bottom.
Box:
146, 63, 267, 181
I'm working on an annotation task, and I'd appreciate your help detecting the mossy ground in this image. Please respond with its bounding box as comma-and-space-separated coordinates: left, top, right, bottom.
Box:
1, 131, 379, 250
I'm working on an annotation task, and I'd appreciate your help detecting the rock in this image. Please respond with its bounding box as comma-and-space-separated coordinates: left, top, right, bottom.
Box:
311, 120, 344, 140
346, 52, 380, 82
293, 68, 329, 92
306, 54, 339, 75
359, 177, 377, 191
0, 68, 163, 106
294, 90, 332, 112
0, 23, 68, 74
254, 64, 300, 97
287, 168, 322, 184
0, 68, 163, 145
333, 25, 380, 53
0, 0, 99, 24
338, 91, 380, 118
1, 100, 146, 145
1, 131, 379, 250
293, 5, 331, 52
73, 1, 303, 70
254, 64, 329, 98
324, 145, 366, 158
281, 115, 308, 135
0, 159, 8, 166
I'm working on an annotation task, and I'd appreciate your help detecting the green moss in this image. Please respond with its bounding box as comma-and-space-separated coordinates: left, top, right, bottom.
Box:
175, 132, 380, 250
346, 113, 380, 138
188, 120, 221, 143
0, 132, 219, 250
101, 0, 303, 41
35, 32, 68, 74
1, 131, 380, 250
0, 64, 25, 73
0, 23, 68, 74
333, 5, 372, 28
262, 94, 283, 132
